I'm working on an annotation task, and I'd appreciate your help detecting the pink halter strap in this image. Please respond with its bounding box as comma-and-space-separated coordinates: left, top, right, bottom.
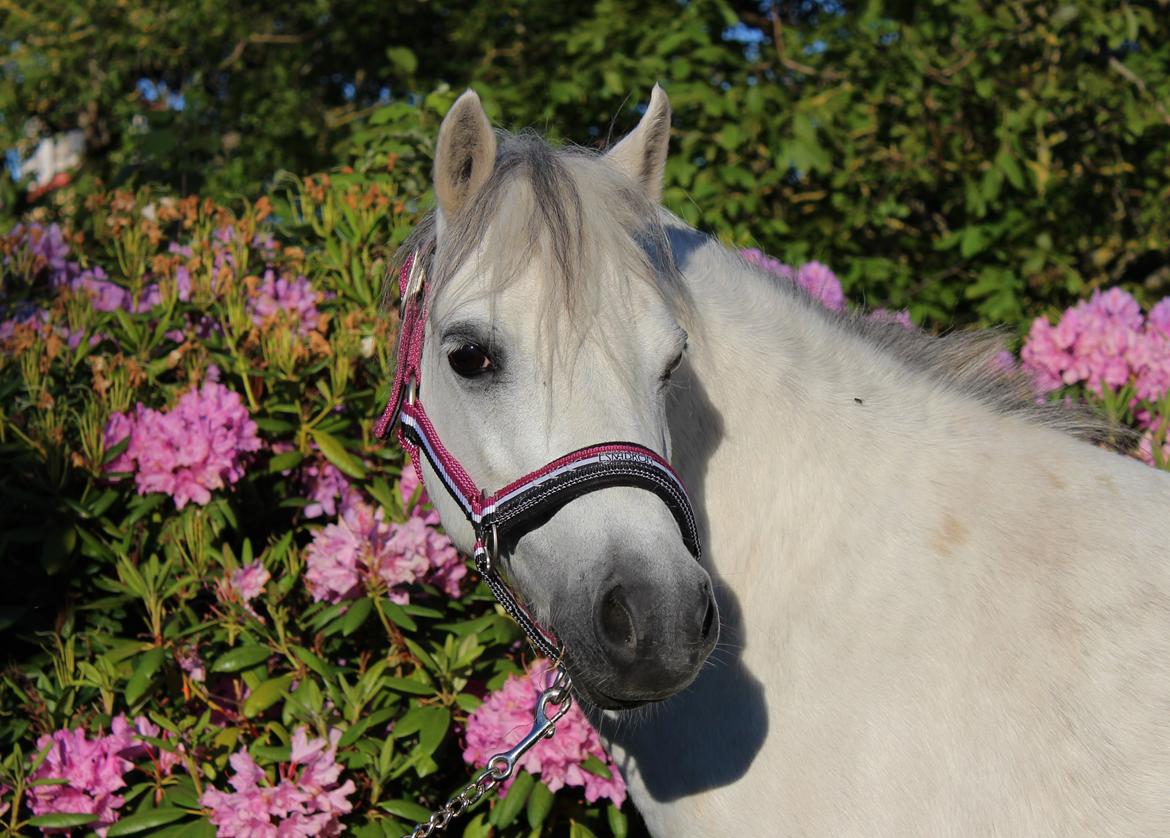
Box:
375, 250, 702, 660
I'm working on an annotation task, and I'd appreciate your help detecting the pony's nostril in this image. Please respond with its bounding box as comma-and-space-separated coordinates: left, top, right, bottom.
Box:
597, 585, 637, 659
700, 591, 715, 640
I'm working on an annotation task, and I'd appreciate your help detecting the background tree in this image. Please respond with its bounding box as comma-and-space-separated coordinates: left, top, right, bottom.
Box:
3, 0, 1168, 326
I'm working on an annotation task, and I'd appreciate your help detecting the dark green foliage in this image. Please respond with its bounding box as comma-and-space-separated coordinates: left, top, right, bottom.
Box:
4, 1, 1169, 327
4, 1, 1167, 327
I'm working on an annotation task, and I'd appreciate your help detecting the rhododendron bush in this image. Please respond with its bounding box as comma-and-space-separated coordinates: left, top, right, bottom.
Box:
1, 173, 1167, 838
0, 180, 632, 837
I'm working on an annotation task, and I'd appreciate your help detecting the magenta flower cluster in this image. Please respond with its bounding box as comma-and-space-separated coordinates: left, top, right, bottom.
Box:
249, 269, 323, 334
463, 661, 627, 806
199, 728, 355, 837
1021, 289, 1170, 400
399, 460, 440, 525
8, 223, 163, 314
27, 715, 178, 835
740, 248, 915, 327
216, 560, 271, 617
741, 248, 846, 312
103, 375, 262, 509
299, 458, 360, 520
1021, 288, 1170, 468
304, 497, 465, 603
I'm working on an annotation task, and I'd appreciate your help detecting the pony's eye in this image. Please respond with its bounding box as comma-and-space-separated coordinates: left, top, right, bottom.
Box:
661, 350, 685, 383
448, 343, 493, 378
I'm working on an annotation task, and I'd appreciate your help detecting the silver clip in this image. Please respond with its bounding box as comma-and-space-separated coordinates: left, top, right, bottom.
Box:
486, 669, 573, 781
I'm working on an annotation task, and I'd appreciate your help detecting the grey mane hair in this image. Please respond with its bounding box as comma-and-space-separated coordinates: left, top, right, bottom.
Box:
383, 130, 685, 386
735, 254, 1124, 447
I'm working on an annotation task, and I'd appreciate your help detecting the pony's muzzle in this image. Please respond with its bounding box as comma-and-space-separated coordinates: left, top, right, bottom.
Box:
590, 566, 718, 704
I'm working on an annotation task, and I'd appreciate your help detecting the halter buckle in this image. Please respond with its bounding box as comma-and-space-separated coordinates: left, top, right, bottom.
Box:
404, 377, 418, 407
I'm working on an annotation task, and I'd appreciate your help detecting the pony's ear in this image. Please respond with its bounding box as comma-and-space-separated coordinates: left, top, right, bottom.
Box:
605, 84, 672, 203
434, 90, 497, 219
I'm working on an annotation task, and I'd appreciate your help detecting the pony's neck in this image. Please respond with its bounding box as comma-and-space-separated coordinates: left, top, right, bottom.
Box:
665, 223, 954, 617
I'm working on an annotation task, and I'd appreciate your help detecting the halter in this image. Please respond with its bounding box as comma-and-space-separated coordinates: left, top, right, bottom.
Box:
374, 249, 702, 660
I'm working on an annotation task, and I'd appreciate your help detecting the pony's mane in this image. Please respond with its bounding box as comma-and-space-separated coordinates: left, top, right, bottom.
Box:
385, 128, 1119, 448
736, 254, 1122, 446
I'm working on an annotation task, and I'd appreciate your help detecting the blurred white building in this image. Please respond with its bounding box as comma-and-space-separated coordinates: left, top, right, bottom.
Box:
20, 130, 85, 190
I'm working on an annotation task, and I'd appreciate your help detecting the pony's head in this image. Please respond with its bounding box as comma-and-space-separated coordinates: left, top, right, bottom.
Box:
403, 86, 717, 708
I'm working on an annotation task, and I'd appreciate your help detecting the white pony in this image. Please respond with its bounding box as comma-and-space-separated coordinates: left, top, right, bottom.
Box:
406, 85, 1170, 835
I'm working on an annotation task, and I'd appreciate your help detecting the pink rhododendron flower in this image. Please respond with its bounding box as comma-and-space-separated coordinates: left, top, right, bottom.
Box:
1132, 322, 1170, 403
0, 783, 9, 820
464, 661, 626, 806
1138, 427, 1170, 468
796, 261, 845, 312
300, 458, 360, 519
199, 728, 355, 837
868, 308, 914, 329
304, 499, 464, 603
740, 249, 845, 312
177, 646, 206, 683
399, 458, 440, 525
9, 223, 72, 281
1021, 289, 1170, 403
1148, 298, 1170, 338
740, 247, 795, 282
216, 560, 270, 607
248, 269, 322, 334
392, 515, 466, 599
132, 717, 184, 777
102, 378, 261, 509
1021, 288, 1144, 395
103, 410, 137, 473
27, 715, 170, 835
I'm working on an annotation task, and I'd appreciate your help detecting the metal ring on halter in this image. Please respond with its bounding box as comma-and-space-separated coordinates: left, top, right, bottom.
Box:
486, 522, 498, 569
476, 493, 500, 573
405, 377, 418, 407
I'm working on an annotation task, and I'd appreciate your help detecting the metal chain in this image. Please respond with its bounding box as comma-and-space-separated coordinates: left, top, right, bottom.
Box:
406, 767, 499, 838
405, 667, 572, 837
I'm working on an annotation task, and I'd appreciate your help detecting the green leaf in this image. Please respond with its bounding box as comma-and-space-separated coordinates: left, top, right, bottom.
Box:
580, 754, 612, 780
490, 769, 533, 828
384, 676, 434, 695
253, 417, 296, 433
125, 647, 166, 706
150, 817, 216, 838
290, 644, 333, 678
454, 693, 482, 713
242, 674, 294, 718
526, 780, 555, 829
461, 812, 491, 838
383, 600, 417, 631
607, 804, 629, 838
88, 488, 120, 518
211, 644, 271, 673
386, 47, 418, 74
959, 226, 989, 258
380, 800, 434, 821
393, 706, 449, 754
310, 429, 366, 479
268, 450, 304, 472
105, 808, 191, 835
27, 813, 100, 828
338, 706, 397, 747
342, 597, 373, 635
